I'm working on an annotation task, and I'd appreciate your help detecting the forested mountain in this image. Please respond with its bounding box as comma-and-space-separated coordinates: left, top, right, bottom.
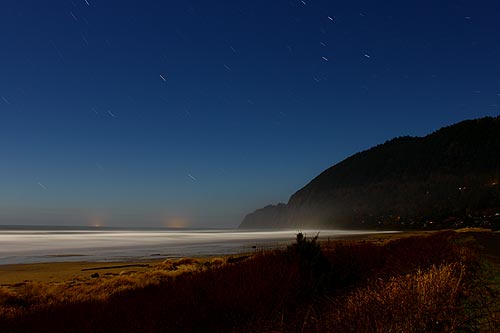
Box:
240, 116, 500, 229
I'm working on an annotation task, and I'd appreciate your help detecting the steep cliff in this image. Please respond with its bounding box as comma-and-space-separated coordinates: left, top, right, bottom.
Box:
239, 116, 500, 229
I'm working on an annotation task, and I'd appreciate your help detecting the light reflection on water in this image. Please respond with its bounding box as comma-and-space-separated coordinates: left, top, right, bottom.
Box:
0, 228, 398, 265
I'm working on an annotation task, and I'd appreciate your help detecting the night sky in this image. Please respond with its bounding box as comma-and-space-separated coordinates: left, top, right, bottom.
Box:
1, 0, 500, 228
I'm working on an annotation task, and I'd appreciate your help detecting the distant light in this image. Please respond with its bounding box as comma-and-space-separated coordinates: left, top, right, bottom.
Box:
364, 53, 371, 58
88, 216, 105, 228
321, 56, 329, 61
327, 16, 334, 21
160, 74, 167, 82
164, 217, 189, 228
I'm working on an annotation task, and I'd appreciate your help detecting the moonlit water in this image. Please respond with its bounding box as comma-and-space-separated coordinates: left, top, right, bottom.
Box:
0, 227, 398, 265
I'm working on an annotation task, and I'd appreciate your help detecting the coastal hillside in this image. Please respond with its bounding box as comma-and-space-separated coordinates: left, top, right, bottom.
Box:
240, 116, 500, 229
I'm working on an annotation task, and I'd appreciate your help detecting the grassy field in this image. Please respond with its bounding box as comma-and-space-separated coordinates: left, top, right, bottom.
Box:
0, 230, 498, 332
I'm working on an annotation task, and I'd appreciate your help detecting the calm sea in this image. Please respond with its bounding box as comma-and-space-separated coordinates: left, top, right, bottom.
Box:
0, 226, 397, 265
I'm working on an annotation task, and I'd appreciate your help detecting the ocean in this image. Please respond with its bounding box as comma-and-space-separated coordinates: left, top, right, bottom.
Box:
0, 226, 398, 265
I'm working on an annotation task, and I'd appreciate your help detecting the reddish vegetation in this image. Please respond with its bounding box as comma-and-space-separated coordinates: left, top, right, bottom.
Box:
0, 231, 498, 332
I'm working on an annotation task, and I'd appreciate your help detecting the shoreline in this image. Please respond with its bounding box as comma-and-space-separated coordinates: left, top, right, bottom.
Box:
0, 228, 400, 266
0, 230, 437, 286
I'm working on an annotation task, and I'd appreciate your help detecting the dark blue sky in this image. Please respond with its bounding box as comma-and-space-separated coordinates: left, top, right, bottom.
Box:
1, 0, 499, 227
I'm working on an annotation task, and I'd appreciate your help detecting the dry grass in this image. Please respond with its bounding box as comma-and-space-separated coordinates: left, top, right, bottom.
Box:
0, 230, 494, 332
325, 262, 466, 332
0, 256, 226, 314
455, 227, 493, 233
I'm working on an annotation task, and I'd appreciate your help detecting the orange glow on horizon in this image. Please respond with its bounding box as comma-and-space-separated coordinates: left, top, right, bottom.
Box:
87, 216, 106, 228
163, 217, 190, 228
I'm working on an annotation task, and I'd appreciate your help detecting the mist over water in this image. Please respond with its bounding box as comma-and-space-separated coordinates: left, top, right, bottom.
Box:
0, 227, 397, 265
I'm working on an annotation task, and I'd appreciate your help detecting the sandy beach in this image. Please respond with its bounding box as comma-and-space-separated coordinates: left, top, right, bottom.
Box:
0, 261, 161, 285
